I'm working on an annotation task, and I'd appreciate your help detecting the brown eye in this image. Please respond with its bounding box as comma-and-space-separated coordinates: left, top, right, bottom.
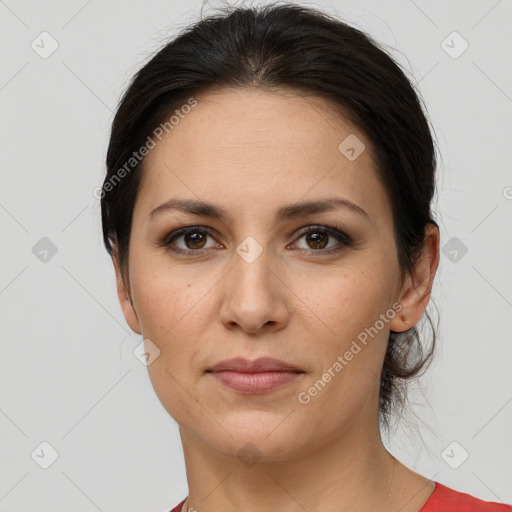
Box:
292, 226, 353, 254
164, 227, 219, 253
305, 231, 329, 249
183, 231, 207, 249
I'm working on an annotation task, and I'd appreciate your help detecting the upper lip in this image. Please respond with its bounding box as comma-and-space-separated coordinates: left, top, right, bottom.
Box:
207, 357, 303, 373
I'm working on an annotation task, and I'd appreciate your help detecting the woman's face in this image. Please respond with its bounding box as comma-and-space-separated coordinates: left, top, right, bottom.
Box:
116, 87, 412, 461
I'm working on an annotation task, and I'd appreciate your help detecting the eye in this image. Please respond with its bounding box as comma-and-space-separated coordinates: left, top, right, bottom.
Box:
291, 225, 352, 254
162, 224, 352, 256
164, 227, 221, 254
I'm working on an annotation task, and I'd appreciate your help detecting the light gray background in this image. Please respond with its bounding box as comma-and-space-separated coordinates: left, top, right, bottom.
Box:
1, 0, 511, 510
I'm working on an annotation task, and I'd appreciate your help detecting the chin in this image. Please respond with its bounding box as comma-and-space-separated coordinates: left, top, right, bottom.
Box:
203, 415, 311, 462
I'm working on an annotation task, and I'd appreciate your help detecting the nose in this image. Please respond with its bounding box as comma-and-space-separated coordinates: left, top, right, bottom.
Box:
219, 246, 290, 335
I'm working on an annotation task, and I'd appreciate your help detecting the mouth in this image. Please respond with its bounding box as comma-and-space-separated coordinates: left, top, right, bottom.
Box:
206, 357, 305, 394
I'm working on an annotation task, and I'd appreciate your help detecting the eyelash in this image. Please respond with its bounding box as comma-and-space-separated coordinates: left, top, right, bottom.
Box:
161, 225, 353, 256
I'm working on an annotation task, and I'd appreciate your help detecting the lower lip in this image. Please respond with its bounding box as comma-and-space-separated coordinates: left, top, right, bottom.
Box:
209, 371, 303, 393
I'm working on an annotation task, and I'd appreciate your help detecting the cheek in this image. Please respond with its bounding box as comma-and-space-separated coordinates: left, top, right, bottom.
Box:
130, 253, 215, 336
296, 256, 396, 403
294, 270, 393, 424
298, 259, 395, 342
129, 262, 212, 420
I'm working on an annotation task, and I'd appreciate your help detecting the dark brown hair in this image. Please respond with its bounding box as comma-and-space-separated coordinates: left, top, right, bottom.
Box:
101, 1, 440, 428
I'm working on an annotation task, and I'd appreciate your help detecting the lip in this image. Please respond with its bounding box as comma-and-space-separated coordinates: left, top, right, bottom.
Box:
206, 357, 304, 394
207, 357, 303, 373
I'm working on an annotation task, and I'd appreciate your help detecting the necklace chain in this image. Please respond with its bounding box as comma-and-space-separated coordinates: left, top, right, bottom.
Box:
388, 454, 396, 506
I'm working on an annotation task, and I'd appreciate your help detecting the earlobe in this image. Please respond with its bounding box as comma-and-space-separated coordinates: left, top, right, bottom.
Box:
112, 247, 142, 336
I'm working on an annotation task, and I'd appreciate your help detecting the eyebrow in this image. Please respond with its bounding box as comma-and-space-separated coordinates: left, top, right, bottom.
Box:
148, 196, 369, 222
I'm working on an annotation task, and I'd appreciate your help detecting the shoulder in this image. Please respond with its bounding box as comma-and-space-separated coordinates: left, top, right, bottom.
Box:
420, 482, 512, 512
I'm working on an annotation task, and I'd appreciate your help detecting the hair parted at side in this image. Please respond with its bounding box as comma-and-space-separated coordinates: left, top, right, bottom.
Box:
101, 1, 440, 429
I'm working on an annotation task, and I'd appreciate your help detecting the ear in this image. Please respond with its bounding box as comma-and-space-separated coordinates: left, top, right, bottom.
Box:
389, 223, 440, 333
112, 245, 142, 335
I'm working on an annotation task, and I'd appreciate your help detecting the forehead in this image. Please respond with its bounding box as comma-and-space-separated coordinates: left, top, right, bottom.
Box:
144, 87, 365, 168
135, 87, 391, 226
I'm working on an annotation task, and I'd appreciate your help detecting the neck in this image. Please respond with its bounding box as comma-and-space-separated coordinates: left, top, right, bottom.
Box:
177, 415, 429, 512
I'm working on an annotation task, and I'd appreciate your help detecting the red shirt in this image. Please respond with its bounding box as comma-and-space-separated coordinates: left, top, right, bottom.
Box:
169, 482, 512, 511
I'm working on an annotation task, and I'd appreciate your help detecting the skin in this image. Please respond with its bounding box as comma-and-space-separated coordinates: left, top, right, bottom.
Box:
113, 87, 440, 512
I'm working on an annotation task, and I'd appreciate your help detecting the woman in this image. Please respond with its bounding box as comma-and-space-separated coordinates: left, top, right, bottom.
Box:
99, 3, 511, 511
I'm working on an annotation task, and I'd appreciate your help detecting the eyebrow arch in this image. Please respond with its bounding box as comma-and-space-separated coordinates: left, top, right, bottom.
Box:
148, 196, 370, 222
